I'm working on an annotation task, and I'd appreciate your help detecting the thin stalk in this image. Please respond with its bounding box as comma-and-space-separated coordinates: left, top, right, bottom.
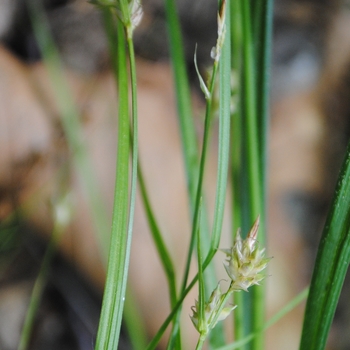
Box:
240, 0, 262, 231
250, 1, 274, 349
197, 285, 235, 350
167, 55, 220, 350
167, 0, 232, 346
18, 194, 71, 350
250, 0, 264, 53
197, 202, 206, 345
230, 0, 246, 345
138, 163, 177, 308
163, 0, 215, 295
230, 0, 242, 234
164, 0, 215, 346
255, 0, 274, 219
182, 54, 219, 298
240, 0, 266, 348
233, 291, 245, 348
123, 285, 148, 350
210, 0, 232, 251
29, 0, 110, 260
146, 248, 217, 350
18, 229, 59, 350
125, 14, 141, 350
95, 17, 131, 349
196, 336, 206, 350
163, 0, 198, 199
208, 1, 232, 346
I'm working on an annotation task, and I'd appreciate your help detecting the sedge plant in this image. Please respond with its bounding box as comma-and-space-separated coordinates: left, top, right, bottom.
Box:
94, 0, 350, 349
12, 0, 350, 349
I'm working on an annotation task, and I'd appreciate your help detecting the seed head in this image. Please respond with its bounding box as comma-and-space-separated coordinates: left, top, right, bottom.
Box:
222, 216, 271, 291
190, 283, 236, 334
211, 0, 226, 62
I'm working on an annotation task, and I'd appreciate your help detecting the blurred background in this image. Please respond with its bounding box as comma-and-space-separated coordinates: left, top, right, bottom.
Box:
1, 0, 350, 349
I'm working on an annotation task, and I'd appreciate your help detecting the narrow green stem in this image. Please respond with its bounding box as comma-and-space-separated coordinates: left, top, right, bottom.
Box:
123, 23, 142, 350
164, 0, 218, 317
255, 0, 274, 220
210, 0, 232, 251
146, 248, 217, 350
230, 0, 242, 234
250, 283, 266, 350
164, 0, 198, 199
123, 285, 148, 350
249, 1, 275, 347
208, 2, 233, 346
196, 202, 207, 349
196, 201, 206, 346
196, 286, 234, 350
196, 335, 206, 350
240, 0, 261, 225
240, 0, 266, 348
167, 60, 220, 350
138, 163, 177, 308
233, 291, 245, 348
163, 1, 205, 347
18, 207, 67, 350
182, 62, 219, 294
230, 0, 246, 345
125, 21, 139, 295
95, 17, 131, 350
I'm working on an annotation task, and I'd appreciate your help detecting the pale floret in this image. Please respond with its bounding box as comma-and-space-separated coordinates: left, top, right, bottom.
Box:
222, 216, 271, 292
190, 283, 236, 334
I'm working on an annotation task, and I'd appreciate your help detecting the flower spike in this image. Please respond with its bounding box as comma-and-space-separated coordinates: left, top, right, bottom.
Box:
222, 216, 271, 292
190, 283, 236, 335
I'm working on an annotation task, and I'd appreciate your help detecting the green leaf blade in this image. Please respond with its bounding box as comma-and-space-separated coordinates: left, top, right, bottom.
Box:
95, 16, 131, 350
300, 143, 350, 350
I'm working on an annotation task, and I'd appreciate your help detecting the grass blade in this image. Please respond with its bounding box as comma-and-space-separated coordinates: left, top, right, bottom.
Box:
299, 142, 350, 350
138, 164, 177, 307
210, 0, 231, 251
95, 15, 131, 349
163, 0, 198, 199
239, 0, 273, 347
254, 0, 274, 213
230, 0, 246, 345
123, 285, 148, 350
208, 1, 232, 346
95, 1, 141, 347
240, 0, 261, 237
250, 0, 274, 345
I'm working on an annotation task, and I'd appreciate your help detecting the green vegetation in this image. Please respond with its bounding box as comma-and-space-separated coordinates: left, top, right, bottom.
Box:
10, 0, 350, 349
